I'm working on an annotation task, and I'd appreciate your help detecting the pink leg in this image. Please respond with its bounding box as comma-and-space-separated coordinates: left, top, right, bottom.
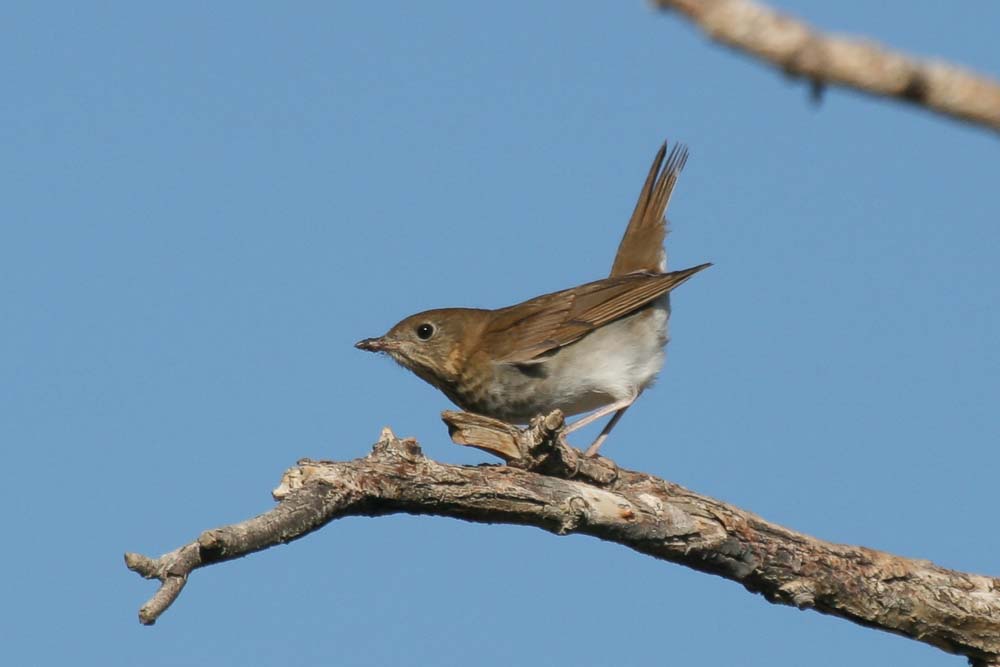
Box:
584, 405, 631, 457
562, 393, 638, 456
563, 396, 635, 435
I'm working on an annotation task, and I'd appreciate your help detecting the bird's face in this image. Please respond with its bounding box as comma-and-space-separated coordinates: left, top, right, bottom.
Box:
355, 308, 484, 389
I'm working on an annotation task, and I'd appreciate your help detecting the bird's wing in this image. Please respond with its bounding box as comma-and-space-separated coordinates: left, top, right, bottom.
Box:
609, 141, 689, 277
484, 264, 710, 364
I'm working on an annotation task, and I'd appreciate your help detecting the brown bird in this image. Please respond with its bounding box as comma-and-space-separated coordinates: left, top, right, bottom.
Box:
356, 141, 710, 456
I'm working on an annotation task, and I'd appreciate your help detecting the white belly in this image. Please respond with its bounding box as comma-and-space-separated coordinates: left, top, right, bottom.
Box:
490, 295, 670, 421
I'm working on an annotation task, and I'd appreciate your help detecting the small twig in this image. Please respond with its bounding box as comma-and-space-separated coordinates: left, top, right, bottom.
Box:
124, 547, 199, 624
653, 0, 1000, 134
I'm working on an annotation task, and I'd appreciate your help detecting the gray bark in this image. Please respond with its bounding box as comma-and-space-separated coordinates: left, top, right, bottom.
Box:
126, 412, 1000, 666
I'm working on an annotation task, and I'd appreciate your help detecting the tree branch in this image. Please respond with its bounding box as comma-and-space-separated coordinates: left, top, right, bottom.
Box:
653, 0, 1000, 135
125, 412, 1000, 664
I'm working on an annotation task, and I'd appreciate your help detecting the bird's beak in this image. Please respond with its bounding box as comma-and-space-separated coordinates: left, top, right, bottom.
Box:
355, 337, 392, 353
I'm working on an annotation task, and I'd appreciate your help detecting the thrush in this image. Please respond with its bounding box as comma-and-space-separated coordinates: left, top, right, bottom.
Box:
356, 141, 710, 456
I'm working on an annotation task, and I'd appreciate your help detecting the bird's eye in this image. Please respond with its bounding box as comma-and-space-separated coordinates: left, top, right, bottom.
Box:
415, 323, 435, 340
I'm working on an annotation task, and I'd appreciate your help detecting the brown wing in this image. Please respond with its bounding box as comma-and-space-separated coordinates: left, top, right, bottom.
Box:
483, 263, 711, 363
610, 142, 689, 277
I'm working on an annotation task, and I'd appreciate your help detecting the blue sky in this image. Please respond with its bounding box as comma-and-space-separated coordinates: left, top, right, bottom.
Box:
2, 2, 998, 666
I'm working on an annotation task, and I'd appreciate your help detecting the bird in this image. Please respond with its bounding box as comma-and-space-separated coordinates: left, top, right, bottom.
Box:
356, 141, 710, 456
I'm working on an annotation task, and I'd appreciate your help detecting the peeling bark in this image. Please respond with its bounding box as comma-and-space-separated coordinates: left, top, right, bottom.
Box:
125, 412, 1000, 665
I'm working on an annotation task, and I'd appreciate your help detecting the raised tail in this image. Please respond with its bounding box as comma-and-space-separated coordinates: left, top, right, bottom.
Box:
610, 141, 689, 277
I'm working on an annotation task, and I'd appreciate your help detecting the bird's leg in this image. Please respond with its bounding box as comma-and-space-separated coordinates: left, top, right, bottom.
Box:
583, 405, 631, 457
561, 393, 637, 456
562, 398, 634, 435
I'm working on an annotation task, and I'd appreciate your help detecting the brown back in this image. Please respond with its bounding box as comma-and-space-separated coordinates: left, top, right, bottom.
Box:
483, 263, 711, 363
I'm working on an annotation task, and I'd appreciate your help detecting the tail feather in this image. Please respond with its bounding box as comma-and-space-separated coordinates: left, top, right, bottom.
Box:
610, 141, 689, 277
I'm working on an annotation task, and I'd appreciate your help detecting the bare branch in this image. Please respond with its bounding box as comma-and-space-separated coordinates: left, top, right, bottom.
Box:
125, 415, 1000, 663
653, 0, 1000, 134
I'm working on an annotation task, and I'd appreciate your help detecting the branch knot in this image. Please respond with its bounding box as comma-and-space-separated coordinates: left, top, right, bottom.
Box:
442, 410, 618, 485
370, 426, 425, 462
